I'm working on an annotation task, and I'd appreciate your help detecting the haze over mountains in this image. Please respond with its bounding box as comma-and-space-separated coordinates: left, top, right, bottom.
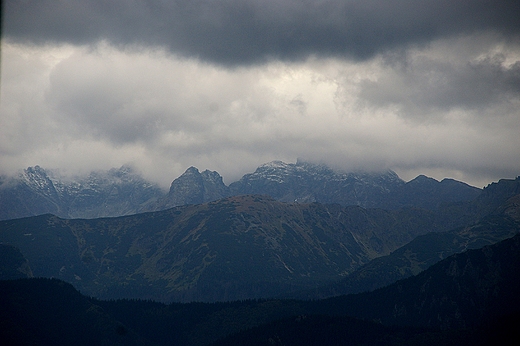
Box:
0, 160, 481, 220
0, 165, 164, 221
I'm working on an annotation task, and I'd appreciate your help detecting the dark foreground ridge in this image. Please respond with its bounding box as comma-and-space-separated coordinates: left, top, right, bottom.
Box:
1, 234, 519, 345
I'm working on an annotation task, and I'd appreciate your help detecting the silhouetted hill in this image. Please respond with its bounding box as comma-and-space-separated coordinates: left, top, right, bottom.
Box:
380, 174, 481, 210
213, 234, 520, 345
0, 244, 32, 280
315, 233, 520, 329
4, 233, 518, 345
211, 315, 437, 346
0, 278, 152, 345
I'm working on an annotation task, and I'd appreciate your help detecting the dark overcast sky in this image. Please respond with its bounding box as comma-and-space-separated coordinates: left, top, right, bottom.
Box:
1, 0, 520, 187
5, 1, 520, 64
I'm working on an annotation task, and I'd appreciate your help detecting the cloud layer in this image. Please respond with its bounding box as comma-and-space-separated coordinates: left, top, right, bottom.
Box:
5, 0, 520, 65
1, 1, 520, 188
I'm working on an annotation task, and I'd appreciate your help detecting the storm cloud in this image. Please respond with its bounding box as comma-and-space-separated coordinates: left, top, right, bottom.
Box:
5, 0, 520, 65
1, 1, 520, 188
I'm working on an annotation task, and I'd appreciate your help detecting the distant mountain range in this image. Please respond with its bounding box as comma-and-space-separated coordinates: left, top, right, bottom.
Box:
0, 160, 481, 220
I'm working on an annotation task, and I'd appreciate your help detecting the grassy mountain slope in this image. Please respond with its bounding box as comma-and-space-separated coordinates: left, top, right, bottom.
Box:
0, 195, 453, 302
293, 211, 520, 299
286, 183, 520, 299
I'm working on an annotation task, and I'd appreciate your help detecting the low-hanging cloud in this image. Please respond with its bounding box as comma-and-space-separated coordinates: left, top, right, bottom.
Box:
4, 0, 520, 66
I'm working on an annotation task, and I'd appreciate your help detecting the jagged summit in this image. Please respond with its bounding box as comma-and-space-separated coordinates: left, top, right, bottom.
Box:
228, 160, 405, 206
0, 165, 164, 220
258, 160, 289, 169
154, 160, 402, 210
148, 160, 481, 212
150, 166, 231, 209
1, 160, 484, 220
20, 165, 57, 193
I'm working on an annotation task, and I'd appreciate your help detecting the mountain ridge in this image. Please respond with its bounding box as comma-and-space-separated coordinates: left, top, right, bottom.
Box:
3, 233, 519, 345
0, 160, 483, 220
0, 193, 473, 302
0, 176, 517, 303
0, 165, 164, 220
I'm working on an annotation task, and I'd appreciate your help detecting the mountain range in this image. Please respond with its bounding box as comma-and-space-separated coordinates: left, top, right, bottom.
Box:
1, 160, 520, 344
291, 191, 520, 299
0, 195, 456, 302
0, 165, 164, 221
0, 174, 518, 302
0, 160, 481, 220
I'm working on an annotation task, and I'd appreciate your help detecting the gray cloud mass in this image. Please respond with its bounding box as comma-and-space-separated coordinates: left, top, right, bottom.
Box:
4, 0, 520, 65
1, 1, 520, 189
359, 46, 520, 117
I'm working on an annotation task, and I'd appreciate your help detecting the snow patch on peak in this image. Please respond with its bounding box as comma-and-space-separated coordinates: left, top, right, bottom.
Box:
258, 160, 290, 170
201, 170, 224, 183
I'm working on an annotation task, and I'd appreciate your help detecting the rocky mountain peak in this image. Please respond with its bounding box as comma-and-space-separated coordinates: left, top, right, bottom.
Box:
410, 174, 434, 181
0, 160, 489, 220
229, 160, 405, 206
0, 165, 164, 220
22, 165, 51, 184
201, 169, 223, 180
160, 166, 230, 208
20, 166, 60, 199
184, 166, 201, 175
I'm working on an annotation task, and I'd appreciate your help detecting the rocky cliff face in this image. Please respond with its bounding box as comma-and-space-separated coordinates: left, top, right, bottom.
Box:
0, 166, 64, 220
151, 167, 231, 209
0, 165, 164, 220
228, 160, 406, 207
